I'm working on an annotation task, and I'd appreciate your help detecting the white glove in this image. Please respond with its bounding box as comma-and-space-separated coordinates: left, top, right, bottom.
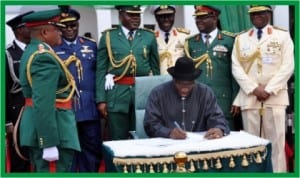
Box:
105, 73, 115, 90
42, 146, 59, 162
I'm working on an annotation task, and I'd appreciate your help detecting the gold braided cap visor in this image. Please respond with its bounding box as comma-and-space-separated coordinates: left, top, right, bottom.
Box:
60, 17, 77, 23
248, 6, 272, 13
124, 10, 142, 14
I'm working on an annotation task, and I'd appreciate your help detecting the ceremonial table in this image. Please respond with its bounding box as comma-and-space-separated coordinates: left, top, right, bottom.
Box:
103, 131, 272, 173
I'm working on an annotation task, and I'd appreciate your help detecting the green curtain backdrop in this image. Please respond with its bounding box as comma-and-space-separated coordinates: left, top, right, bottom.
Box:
217, 5, 252, 33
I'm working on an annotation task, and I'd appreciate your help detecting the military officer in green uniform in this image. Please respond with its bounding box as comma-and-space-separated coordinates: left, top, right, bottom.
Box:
19, 9, 80, 172
96, 5, 160, 140
184, 5, 240, 130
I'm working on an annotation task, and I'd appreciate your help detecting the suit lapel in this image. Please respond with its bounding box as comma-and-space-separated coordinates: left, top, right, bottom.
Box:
117, 27, 131, 48
131, 29, 142, 48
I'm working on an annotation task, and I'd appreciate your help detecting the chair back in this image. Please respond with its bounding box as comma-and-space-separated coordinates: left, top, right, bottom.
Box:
135, 75, 172, 138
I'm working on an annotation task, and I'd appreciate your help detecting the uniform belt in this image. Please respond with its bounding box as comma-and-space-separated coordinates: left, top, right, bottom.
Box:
25, 98, 72, 109
114, 76, 135, 85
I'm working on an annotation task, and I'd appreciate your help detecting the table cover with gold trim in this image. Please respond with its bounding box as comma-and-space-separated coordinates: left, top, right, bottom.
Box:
103, 131, 272, 173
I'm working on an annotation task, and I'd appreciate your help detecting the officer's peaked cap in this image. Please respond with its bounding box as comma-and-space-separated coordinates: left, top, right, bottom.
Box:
150, 5, 176, 15
22, 9, 66, 28
248, 5, 272, 13
115, 5, 142, 14
6, 11, 34, 30
193, 5, 221, 17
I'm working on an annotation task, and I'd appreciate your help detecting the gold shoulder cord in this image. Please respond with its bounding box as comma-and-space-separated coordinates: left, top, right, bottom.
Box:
64, 55, 83, 81
235, 36, 261, 74
184, 40, 212, 78
26, 50, 76, 102
159, 51, 172, 68
106, 31, 136, 81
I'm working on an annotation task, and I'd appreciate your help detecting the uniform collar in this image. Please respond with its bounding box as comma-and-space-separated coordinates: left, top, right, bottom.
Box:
249, 24, 272, 37
63, 38, 77, 46
121, 26, 136, 38
14, 39, 27, 51
201, 28, 218, 41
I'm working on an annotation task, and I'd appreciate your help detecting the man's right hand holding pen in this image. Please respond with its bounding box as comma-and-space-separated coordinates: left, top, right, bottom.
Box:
169, 121, 187, 139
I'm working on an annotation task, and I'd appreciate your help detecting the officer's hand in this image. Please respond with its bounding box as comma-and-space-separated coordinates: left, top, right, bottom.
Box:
97, 103, 108, 119
205, 128, 223, 139
231, 105, 241, 117
169, 128, 187, 139
105, 73, 115, 90
42, 146, 59, 162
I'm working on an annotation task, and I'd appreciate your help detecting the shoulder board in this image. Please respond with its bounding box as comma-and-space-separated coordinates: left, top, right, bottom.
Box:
81, 36, 96, 43
221, 30, 237, 37
186, 34, 199, 40
176, 27, 190, 35
104, 27, 117, 32
235, 29, 249, 36
141, 28, 155, 33
273, 26, 288, 32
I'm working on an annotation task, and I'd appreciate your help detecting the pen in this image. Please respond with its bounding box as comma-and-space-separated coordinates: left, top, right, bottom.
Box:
174, 121, 182, 129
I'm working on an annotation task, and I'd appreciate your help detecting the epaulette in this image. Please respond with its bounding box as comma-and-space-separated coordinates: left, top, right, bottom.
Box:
273, 26, 288, 32
235, 29, 248, 37
176, 27, 190, 35
142, 28, 155, 33
221, 30, 237, 38
104, 27, 117, 32
186, 34, 198, 40
81, 36, 96, 43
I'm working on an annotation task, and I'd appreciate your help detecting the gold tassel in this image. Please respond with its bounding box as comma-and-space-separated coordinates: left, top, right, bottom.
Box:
135, 164, 142, 173
255, 153, 262, 163
189, 160, 196, 172
241, 155, 249, 167
123, 165, 128, 173
202, 160, 209, 170
215, 158, 222, 169
149, 164, 155, 173
229, 156, 236, 168
162, 163, 169, 173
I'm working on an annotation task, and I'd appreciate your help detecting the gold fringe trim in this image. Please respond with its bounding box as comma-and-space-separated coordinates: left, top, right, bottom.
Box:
113, 145, 267, 173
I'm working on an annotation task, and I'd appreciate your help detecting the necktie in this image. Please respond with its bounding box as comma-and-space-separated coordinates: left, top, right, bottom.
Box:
257, 29, 263, 40
204, 34, 211, 48
165, 32, 170, 44
128, 31, 134, 41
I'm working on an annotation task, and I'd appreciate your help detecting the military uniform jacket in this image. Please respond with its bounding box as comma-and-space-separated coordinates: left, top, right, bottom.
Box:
19, 39, 80, 150
96, 26, 160, 112
155, 27, 190, 75
54, 36, 99, 122
185, 30, 239, 118
232, 25, 294, 109
6, 40, 25, 125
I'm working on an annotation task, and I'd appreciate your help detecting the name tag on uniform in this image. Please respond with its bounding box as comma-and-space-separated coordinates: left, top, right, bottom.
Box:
262, 56, 273, 64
